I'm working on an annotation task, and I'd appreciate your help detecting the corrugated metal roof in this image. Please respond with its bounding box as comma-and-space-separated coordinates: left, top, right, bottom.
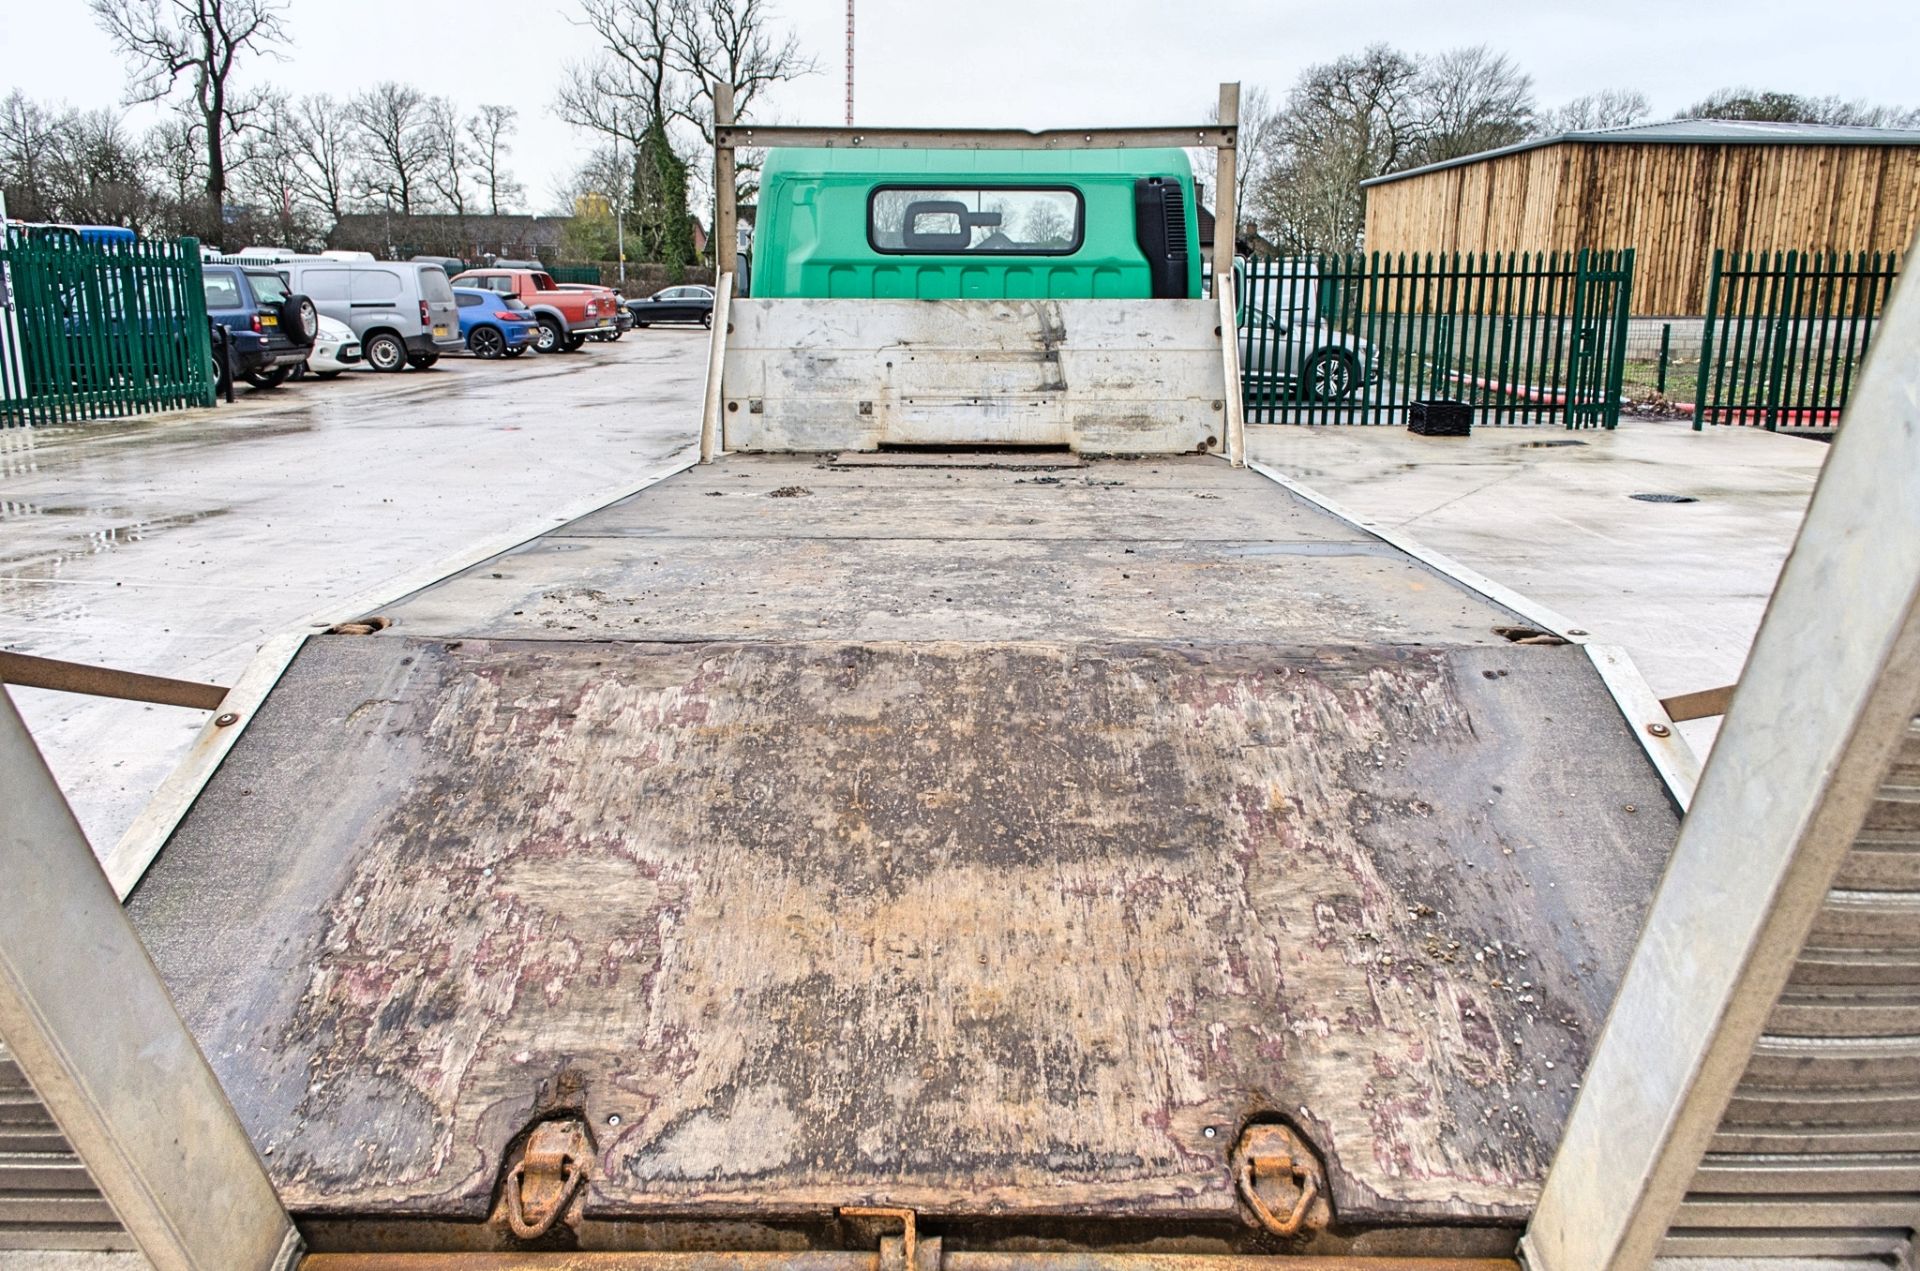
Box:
1362, 118, 1920, 187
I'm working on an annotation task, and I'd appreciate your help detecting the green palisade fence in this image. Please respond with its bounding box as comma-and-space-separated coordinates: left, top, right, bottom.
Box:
1693, 249, 1901, 431
1, 229, 214, 428
1237, 249, 1635, 429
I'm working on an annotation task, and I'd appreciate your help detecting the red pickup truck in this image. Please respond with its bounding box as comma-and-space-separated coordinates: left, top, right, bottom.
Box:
449, 268, 617, 353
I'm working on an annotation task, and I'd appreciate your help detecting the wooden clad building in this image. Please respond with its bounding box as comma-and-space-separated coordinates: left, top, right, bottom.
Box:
1361, 120, 1920, 315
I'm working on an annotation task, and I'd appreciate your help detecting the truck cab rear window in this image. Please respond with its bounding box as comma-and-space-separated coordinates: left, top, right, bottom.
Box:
868, 187, 1081, 255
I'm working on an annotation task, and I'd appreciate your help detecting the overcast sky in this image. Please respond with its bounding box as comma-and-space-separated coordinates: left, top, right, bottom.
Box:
3, 0, 1917, 212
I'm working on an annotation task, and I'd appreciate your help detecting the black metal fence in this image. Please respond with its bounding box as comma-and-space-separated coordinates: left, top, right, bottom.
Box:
1693, 249, 1901, 430
1237, 249, 1635, 429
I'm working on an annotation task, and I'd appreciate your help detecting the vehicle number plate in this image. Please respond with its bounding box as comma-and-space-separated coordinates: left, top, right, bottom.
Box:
260, 314, 277, 325
433, 325, 449, 337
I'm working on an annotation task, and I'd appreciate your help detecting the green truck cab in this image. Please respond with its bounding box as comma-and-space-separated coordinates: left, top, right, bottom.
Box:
748, 147, 1202, 300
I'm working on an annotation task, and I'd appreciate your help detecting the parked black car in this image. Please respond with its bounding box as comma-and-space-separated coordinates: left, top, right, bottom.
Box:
626, 284, 714, 328
201, 264, 318, 388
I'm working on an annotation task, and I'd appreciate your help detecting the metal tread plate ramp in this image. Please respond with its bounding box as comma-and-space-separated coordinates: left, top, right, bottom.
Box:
122, 454, 1682, 1251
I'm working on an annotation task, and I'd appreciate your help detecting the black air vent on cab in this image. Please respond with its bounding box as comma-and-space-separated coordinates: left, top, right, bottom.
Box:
1134, 177, 1191, 299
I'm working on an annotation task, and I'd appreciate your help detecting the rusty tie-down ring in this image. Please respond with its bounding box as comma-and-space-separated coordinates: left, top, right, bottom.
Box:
503, 1127, 587, 1239
1234, 1150, 1320, 1237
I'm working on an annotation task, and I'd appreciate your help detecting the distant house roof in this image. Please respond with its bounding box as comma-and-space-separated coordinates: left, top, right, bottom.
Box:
328, 213, 570, 255
1195, 204, 1273, 255
1362, 118, 1920, 188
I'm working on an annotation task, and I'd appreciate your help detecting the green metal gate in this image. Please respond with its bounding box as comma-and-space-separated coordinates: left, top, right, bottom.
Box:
1566, 250, 1635, 429
0, 228, 214, 428
1238, 249, 1635, 428
1693, 249, 1901, 431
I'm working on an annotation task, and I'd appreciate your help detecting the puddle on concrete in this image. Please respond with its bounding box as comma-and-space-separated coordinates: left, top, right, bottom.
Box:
0, 501, 134, 522
0, 507, 234, 574
8, 406, 322, 461
0, 429, 43, 479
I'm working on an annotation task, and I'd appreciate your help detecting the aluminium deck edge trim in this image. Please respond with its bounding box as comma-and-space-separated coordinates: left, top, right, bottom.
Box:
105, 448, 703, 900
1243, 458, 1699, 811
1244, 459, 1585, 640
1584, 644, 1701, 812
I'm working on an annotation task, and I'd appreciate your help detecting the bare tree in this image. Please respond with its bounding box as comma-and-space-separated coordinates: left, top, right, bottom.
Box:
553, 145, 632, 216
0, 99, 152, 228
1542, 88, 1650, 134
669, 0, 815, 206
1252, 45, 1426, 254
1020, 199, 1073, 247
1190, 85, 1281, 223
3, 97, 137, 226
561, 0, 813, 217
88, 0, 289, 208
559, 0, 678, 151
285, 93, 356, 224
351, 82, 435, 214
1414, 46, 1535, 165
1242, 42, 1554, 253
423, 95, 472, 216
669, 0, 816, 145
552, 145, 627, 260
468, 104, 524, 215
144, 112, 207, 211
233, 98, 312, 244
0, 93, 63, 221
1680, 87, 1920, 127
1232, 87, 1283, 222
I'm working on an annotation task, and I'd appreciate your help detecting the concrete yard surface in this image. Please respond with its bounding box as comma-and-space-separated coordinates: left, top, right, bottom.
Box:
1246, 417, 1828, 752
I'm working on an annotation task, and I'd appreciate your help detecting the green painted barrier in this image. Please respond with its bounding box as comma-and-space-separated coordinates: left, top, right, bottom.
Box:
1, 227, 214, 427
1236, 249, 1635, 429
1694, 249, 1900, 431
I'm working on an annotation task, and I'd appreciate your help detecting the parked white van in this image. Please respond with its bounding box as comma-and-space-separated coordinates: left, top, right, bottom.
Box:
281, 260, 462, 371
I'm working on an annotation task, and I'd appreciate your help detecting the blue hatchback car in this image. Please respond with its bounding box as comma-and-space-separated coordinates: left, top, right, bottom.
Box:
453, 287, 540, 358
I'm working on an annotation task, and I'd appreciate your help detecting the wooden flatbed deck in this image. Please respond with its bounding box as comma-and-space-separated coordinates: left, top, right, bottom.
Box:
125, 454, 1680, 1246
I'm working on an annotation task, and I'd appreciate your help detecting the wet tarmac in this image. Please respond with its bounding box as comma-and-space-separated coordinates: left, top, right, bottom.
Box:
1, 332, 708, 853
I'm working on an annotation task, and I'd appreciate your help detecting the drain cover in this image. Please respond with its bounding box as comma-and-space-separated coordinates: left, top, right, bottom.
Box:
1630, 493, 1699, 503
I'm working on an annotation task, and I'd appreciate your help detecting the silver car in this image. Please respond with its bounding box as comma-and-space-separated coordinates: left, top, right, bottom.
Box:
281, 260, 462, 372
1239, 307, 1377, 402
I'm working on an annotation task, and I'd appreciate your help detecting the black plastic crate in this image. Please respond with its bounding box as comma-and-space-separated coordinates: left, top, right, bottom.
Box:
1408, 399, 1472, 436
